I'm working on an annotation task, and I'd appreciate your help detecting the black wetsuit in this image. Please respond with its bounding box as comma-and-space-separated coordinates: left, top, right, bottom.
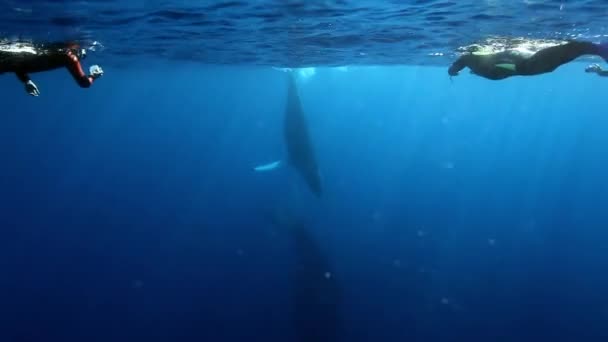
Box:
0, 42, 95, 88
448, 41, 607, 80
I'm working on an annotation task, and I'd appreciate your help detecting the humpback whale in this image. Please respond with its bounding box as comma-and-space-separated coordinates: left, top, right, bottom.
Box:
254, 72, 322, 197
284, 72, 322, 197
266, 208, 341, 341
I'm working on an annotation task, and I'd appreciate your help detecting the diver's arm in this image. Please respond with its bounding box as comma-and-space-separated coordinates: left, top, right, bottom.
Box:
596, 69, 608, 77
15, 71, 40, 96
65, 53, 94, 88
15, 71, 30, 84
64, 51, 103, 88
585, 64, 608, 77
448, 55, 468, 76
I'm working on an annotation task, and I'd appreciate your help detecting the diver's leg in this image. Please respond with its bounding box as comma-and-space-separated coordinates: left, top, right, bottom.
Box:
518, 41, 601, 75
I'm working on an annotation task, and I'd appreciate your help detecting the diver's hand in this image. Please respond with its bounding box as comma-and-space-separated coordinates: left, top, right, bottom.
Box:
25, 80, 40, 96
448, 64, 460, 76
585, 63, 602, 73
89, 65, 104, 79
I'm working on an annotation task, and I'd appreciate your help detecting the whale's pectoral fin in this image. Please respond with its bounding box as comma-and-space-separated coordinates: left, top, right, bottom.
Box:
253, 160, 282, 172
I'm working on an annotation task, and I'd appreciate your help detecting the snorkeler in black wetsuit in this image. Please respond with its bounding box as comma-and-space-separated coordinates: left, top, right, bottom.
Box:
0, 41, 104, 96
448, 40, 608, 80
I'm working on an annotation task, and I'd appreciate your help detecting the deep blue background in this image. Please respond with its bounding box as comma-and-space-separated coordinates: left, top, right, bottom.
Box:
1, 61, 608, 341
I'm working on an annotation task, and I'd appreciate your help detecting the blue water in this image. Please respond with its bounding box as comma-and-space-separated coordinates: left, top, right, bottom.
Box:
3, 1, 608, 342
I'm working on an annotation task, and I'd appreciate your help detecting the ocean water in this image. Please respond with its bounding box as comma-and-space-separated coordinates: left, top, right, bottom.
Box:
2, 1, 608, 342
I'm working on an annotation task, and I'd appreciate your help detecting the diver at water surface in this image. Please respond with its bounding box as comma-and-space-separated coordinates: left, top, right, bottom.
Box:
448, 40, 608, 80
0, 40, 103, 96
